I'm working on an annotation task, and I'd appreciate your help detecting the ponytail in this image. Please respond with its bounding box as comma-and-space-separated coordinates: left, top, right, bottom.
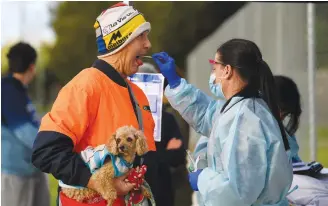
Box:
258, 60, 290, 151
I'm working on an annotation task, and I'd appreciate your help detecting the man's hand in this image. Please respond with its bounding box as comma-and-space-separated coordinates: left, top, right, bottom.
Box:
87, 172, 135, 195
113, 172, 136, 195
166, 138, 182, 150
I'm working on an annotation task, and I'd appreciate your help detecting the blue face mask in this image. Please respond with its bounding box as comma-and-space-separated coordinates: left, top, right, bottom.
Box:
209, 73, 225, 99
288, 135, 301, 163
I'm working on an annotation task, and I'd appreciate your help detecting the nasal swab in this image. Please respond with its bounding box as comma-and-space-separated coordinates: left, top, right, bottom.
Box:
142, 56, 153, 59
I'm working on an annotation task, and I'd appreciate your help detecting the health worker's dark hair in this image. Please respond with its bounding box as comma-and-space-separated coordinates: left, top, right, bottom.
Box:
217, 38, 290, 151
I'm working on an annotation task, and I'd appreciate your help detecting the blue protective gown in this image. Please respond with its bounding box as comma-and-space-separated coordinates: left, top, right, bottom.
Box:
165, 79, 293, 206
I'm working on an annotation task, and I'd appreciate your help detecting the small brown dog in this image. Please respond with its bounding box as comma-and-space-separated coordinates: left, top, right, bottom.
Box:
61, 126, 150, 206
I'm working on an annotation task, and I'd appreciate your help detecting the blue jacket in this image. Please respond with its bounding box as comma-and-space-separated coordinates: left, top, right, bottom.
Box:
1, 74, 40, 176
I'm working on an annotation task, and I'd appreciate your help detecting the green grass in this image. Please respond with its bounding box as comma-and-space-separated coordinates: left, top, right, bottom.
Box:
317, 127, 328, 166
300, 127, 328, 166
47, 127, 328, 205
49, 175, 58, 206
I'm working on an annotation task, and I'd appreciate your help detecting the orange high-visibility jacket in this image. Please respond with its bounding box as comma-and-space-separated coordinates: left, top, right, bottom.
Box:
40, 59, 156, 152
32, 59, 157, 205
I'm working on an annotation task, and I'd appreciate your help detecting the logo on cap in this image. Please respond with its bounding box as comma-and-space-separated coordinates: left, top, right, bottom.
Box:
107, 31, 132, 52
109, 31, 123, 44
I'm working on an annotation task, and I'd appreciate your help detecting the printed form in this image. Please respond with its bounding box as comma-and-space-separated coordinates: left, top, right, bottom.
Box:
128, 73, 165, 142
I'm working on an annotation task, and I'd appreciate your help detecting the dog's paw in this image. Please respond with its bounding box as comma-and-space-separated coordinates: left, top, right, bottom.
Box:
106, 199, 114, 206
102, 190, 117, 206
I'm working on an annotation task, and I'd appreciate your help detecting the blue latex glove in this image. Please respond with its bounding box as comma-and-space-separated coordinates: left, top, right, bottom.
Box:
152, 52, 181, 88
188, 169, 203, 191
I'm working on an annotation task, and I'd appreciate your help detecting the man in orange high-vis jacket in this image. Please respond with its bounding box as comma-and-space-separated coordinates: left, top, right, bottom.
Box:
32, 3, 158, 206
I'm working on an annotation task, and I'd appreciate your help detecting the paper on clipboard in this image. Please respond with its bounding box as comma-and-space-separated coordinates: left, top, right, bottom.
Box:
128, 73, 165, 142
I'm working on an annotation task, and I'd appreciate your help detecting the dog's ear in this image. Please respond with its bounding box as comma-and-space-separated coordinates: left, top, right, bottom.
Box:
135, 131, 149, 156
107, 133, 118, 155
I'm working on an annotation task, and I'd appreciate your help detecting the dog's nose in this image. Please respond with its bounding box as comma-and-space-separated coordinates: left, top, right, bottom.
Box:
119, 146, 125, 151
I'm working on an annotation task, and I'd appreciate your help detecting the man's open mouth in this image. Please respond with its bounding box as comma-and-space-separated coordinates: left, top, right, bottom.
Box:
136, 56, 143, 66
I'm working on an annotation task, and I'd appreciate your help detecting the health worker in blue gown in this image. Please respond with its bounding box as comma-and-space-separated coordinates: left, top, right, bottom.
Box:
152, 39, 294, 206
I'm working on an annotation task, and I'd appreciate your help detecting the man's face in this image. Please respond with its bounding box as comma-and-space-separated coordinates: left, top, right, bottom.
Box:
124, 31, 151, 76
25, 64, 36, 85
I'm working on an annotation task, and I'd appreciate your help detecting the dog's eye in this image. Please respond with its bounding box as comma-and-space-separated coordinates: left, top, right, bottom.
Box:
116, 138, 121, 143
127, 137, 133, 142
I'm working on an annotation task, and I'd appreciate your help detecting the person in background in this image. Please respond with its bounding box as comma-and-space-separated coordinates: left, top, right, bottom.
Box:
138, 63, 191, 206
32, 3, 158, 206
274, 75, 328, 206
152, 39, 293, 206
275, 75, 302, 163
1, 42, 50, 206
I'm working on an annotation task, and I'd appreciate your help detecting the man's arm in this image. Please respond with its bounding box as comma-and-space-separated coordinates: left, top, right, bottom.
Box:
33, 131, 92, 186
32, 83, 96, 187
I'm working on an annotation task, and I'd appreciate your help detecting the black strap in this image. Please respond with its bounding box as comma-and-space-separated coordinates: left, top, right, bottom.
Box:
221, 97, 247, 114
221, 84, 260, 114
126, 83, 145, 167
126, 82, 144, 132
127, 84, 139, 124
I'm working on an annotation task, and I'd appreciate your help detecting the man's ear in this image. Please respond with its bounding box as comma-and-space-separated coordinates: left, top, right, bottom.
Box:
29, 63, 35, 70
107, 133, 118, 155
135, 131, 149, 156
